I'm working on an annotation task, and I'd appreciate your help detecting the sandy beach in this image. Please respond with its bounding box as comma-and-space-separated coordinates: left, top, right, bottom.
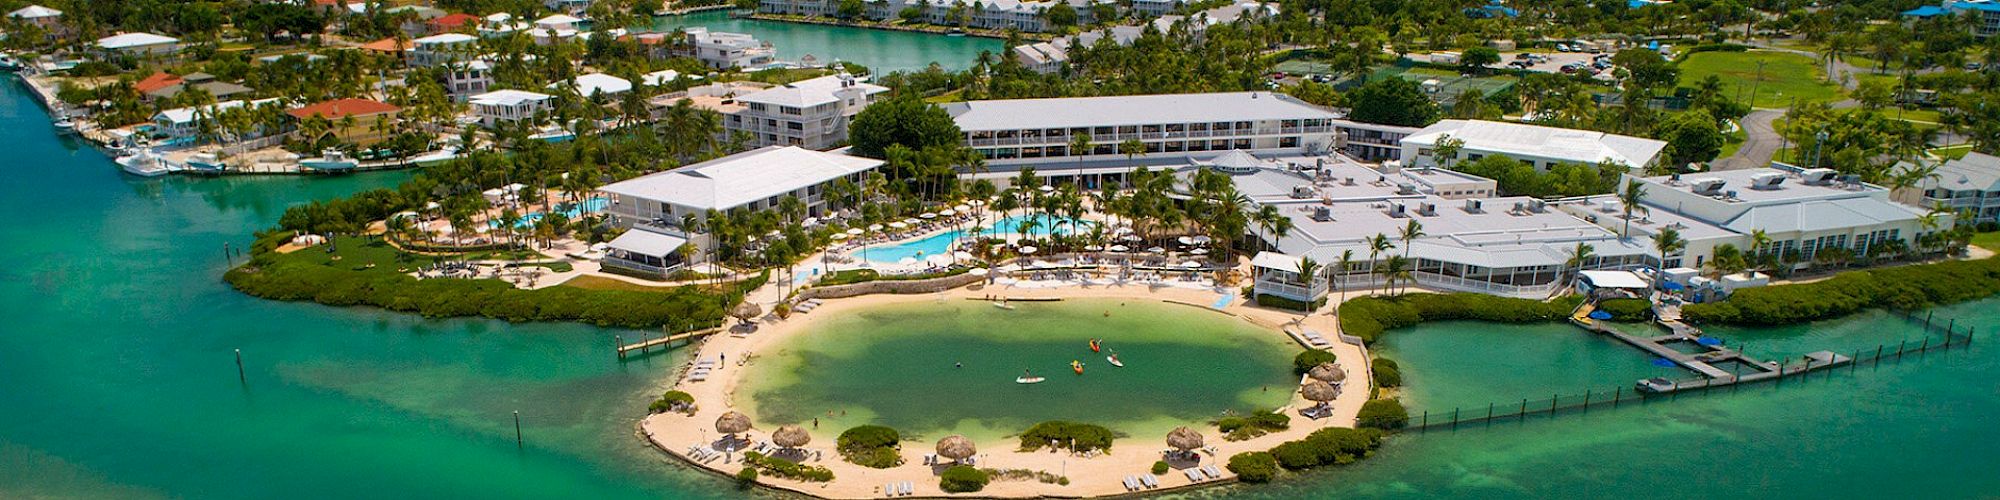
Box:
638, 278, 1372, 498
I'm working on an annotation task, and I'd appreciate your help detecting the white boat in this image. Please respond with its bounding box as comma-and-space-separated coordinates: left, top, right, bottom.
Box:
299, 149, 358, 171
183, 153, 225, 172
1015, 376, 1045, 384
992, 301, 1015, 310
52, 115, 77, 134
1106, 355, 1124, 367
115, 149, 171, 177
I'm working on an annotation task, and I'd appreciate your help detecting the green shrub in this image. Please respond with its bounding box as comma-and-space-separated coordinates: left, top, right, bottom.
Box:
1684, 257, 2000, 325
836, 425, 903, 468
1268, 440, 1322, 470
1256, 293, 1326, 312
741, 451, 835, 482
1356, 399, 1409, 430
734, 466, 758, 487
1337, 293, 1583, 342
1226, 451, 1279, 483
1372, 363, 1402, 388
1292, 349, 1338, 375
1215, 409, 1291, 440
1151, 460, 1169, 475
1596, 298, 1653, 321
648, 390, 696, 414
939, 465, 988, 492
1267, 427, 1387, 470
1018, 421, 1116, 452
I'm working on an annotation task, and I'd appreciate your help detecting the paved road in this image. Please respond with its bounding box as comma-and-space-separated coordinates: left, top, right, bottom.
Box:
1713, 109, 1784, 171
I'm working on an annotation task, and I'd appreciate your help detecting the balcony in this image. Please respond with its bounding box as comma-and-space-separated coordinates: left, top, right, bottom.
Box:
1254, 276, 1329, 302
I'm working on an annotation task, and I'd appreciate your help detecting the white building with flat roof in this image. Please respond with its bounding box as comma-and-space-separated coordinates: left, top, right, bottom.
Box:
723, 73, 888, 150
1558, 166, 1934, 273
1893, 152, 2000, 223
1401, 119, 1668, 172
599, 145, 885, 230
942, 92, 1344, 179
468, 89, 554, 127
411, 33, 478, 67
553, 72, 633, 98
96, 32, 179, 56
684, 27, 776, 69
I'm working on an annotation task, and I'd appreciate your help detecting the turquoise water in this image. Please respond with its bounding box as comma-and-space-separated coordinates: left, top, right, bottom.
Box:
8, 69, 2000, 499
860, 215, 1090, 263
492, 197, 609, 229
651, 12, 1002, 73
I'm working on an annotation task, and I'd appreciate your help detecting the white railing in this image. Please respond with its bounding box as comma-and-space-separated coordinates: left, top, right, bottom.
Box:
1412, 272, 1558, 298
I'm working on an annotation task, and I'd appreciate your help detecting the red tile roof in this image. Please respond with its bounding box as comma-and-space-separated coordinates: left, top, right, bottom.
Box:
286, 98, 402, 120
134, 72, 183, 94
359, 37, 413, 52
430, 13, 479, 29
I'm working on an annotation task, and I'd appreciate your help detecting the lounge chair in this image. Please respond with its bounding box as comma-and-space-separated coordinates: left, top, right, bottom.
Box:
1124, 476, 1140, 491
904, 481, 915, 495
1204, 465, 1224, 479
1184, 469, 1204, 482
1141, 474, 1159, 488
883, 484, 895, 497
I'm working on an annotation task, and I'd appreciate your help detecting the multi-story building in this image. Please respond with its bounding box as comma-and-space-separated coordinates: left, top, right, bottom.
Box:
683, 27, 777, 69
941, 91, 1344, 183
1400, 119, 1668, 172
1904, 0, 2000, 37
1331, 120, 1421, 162
759, 0, 1100, 33
411, 33, 478, 67
7, 5, 64, 41
468, 90, 554, 127
721, 73, 889, 150
440, 60, 494, 100
1893, 152, 2000, 223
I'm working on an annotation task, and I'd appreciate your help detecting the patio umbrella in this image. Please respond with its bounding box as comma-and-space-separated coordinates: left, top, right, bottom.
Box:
831, 233, 849, 240
1177, 236, 1194, 245
1588, 310, 1613, 320
889, 221, 908, 229
868, 224, 884, 231
847, 228, 865, 235
1084, 245, 1104, 251
1180, 261, 1201, 268
1019, 246, 1038, 255
1148, 246, 1166, 254
1108, 245, 1129, 252
954, 204, 971, 211
715, 411, 752, 438
939, 208, 957, 216
1166, 427, 1204, 453
903, 218, 921, 224
968, 268, 989, 276
921, 212, 938, 219
732, 302, 763, 322
1300, 380, 1339, 405
936, 435, 977, 464
1190, 248, 1208, 255
1307, 362, 1346, 384
1191, 235, 1213, 244
772, 425, 811, 450
1650, 357, 1678, 367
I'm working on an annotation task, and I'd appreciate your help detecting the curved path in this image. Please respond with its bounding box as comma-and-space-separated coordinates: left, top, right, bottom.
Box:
1713, 109, 1785, 171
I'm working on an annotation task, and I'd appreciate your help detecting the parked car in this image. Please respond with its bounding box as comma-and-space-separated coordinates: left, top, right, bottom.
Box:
1556, 44, 1572, 52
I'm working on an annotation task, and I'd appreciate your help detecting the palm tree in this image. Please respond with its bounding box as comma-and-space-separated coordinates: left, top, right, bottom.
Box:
1366, 233, 1393, 292
1069, 131, 1093, 182
1332, 249, 1354, 315
1381, 255, 1412, 295
1398, 220, 1424, 259
1562, 242, 1595, 296
1618, 181, 1649, 239
1294, 256, 1321, 316
1118, 138, 1146, 164
1651, 227, 1686, 292
1748, 229, 1772, 275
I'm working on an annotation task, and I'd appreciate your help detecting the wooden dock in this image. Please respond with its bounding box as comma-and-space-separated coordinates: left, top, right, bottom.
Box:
617, 327, 723, 359
1570, 299, 1855, 394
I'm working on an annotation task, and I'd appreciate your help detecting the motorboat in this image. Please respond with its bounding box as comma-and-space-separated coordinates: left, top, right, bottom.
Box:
992, 301, 1015, 310
115, 149, 171, 177
1016, 370, 1044, 384
51, 112, 77, 134
182, 153, 226, 172
299, 148, 358, 171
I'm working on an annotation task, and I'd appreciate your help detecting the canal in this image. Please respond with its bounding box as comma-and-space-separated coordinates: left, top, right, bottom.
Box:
652, 11, 1002, 73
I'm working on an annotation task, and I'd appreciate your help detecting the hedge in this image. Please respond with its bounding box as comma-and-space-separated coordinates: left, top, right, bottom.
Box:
939, 465, 989, 492
1356, 399, 1409, 430
1683, 256, 2000, 326
742, 451, 835, 482
1151, 461, 1170, 475
1256, 293, 1326, 312
1371, 363, 1402, 388
1337, 293, 1583, 342
1018, 421, 1116, 452
1215, 409, 1290, 440
1596, 298, 1653, 321
648, 390, 695, 414
1292, 349, 1337, 375
1226, 451, 1279, 483
1243, 427, 1385, 478
836, 425, 903, 468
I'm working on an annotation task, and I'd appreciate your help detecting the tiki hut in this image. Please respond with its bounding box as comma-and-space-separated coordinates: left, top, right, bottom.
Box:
732, 302, 763, 324
1300, 380, 1339, 408
772, 425, 811, 450
936, 435, 977, 464
715, 411, 753, 438
1308, 362, 1347, 385
1166, 427, 1204, 456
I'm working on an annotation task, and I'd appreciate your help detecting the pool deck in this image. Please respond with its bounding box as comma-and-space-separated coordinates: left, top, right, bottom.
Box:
638, 280, 1372, 499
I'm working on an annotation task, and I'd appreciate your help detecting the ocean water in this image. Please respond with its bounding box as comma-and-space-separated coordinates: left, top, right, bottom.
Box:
651, 12, 1003, 73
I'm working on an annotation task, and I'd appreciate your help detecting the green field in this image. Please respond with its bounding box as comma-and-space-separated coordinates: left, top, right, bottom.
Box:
1680, 50, 1842, 108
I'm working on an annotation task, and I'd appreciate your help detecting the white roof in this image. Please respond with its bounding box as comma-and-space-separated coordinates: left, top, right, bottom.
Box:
97, 32, 179, 50
736, 74, 887, 107
606, 229, 689, 256
1720, 197, 1925, 234
469, 89, 554, 106
1579, 270, 1649, 289
154, 98, 279, 125
1404, 119, 1667, 167
554, 73, 632, 97
942, 92, 1338, 131
1903, 152, 2000, 192
642, 70, 682, 86
1250, 252, 1305, 273
599, 146, 884, 211
535, 14, 582, 26
8, 5, 60, 18
413, 33, 477, 45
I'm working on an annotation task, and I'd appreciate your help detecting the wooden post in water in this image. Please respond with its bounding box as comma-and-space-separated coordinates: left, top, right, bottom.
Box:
1486, 403, 1494, 424
1420, 411, 1428, 431
615, 335, 623, 360
1874, 345, 1884, 366
1549, 394, 1559, 415
1583, 390, 1592, 414
1613, 387, 1622, 407
1518, 399, 1527, 421
514, 411, 523, 449
1898, 340, 1907, 359
235, 349, 245, 384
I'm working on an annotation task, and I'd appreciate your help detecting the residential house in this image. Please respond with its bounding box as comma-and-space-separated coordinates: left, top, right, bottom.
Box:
143, 72, 254, 102
468, 89, 554, 127
411, 33, 478, 67
683, 27, 775, 69
96, 32, 180, 56
1905, 0, 2000, 37
151, 98, 281, 144
286, 98, 403, 145
7, 4, 65, 41
553, 72, 633, 98
1892, 152, 2000, 223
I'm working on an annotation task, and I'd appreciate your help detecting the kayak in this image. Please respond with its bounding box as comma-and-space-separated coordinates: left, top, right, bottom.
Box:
1016, 376, 1046, 384
1071, 360, 1084, 375
993, 302, 1015, 310
1107, 355, 1124, 367
1088, 339, 1101, 352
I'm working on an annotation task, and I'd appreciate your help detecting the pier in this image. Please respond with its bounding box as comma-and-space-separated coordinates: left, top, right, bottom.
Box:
616, 326, 724, 359
1569, 300, 1852, 394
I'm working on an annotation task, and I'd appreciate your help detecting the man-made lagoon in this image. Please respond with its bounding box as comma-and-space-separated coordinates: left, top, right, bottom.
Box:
651, 12, 1002, 73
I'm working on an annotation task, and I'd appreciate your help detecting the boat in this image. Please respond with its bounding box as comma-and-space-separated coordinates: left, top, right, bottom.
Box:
182, 153, 226, 173
1070, 360, 1084, 375
115, 149, 171, 177
945, 28, 966, 36
0, 54, 21, 71
51, 112, 77, 135
1016, 370, 1044, 384
1107, 353, 1123, 367
1088, 339, 1101, 352
992, 301, 1015, 310
299, 148, 358, 171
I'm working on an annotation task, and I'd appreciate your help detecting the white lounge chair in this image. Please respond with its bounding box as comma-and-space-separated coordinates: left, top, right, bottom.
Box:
1204, 465, 1224, 479
1141, 474, 1159, 488
883, 483, 895, 497
1123, 476, 1139, 491
1185, 469, 1204, 482
901, 481, 914, 495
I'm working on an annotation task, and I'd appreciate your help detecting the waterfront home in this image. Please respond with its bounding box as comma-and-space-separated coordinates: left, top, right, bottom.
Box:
599, 145, 885, 231
1558, 167, 1936, 272
7, 4, 64, 41
411, 33, 478, 67
683, 27, 776, 69
553, 72, 633, 99
1399, 119, 1668, 172
151, 98, 282, 143
440, 60, 495, 100
1011, 42, 1069, 74
95, 32, 180, 56
358, 37, 414, 65
142, 72, 253, 102
427, 12, 480, 35
480, 13, 531, 37
1892, 152, 2000, 223
286, 98, 403, 145
941, 91, 1343, 180
760, 0, 1101, 33
720, 73, 888, 150
133, 72, 184, 98
469, 90, 555, 127
546, 0, 594, 15
642, 69, 683, 87
530, 14, 584, 44
602, 228, 694, 277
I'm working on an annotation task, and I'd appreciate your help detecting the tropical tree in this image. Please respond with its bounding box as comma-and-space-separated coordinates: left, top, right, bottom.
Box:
1651, 227, 1686, 292
1398, 220, 1424, 259
1618, 181, 1649, 238
1561, 242, 1595, 296
1294, 255, 1321, 317
1332, 249, 1354, 315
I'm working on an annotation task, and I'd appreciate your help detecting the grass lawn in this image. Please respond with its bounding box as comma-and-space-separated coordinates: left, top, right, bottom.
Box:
564, 274, 680, 292
289, 236, 441, 274
1973, 231, 2000, 252
923, 89, 965, 103
1716, 127, 1748, 161
1930, 144, 1976, 160
1679, 50, 1842, 108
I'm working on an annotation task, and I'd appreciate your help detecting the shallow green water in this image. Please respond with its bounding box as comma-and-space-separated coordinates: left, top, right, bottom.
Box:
652, 12, 1002, 73
739, 299, 1297, 442
1376, 322, 1678, 412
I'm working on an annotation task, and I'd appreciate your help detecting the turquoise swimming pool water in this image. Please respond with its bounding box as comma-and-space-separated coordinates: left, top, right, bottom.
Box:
491, 198, 609, 229
859, 215, 1089, 263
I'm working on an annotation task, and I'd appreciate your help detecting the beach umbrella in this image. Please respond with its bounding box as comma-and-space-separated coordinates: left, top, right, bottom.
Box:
1166, 427, 1204, 452
732, 302, 763, 323
847, 228, 865, 235
1190, 248, 1208, 255
889, 221, 908, 229
1588, 310, 1613, 320
831, 233, 849, 240
1300, 380, 1339, 404
1085, 245, 1104, 251
715, 411, 752, 437
903, 218, 921, 224
1651, 357, 1678, 367
1191, 235, 1213, 245
772, 425, 811, 450
1148, 246, 1166, 254
1019, 246, 1039, 255
1308, 362, 1346, 384
868, 224, 884, 231
954, 204, 971, 211
1180, 261, 1201, 269
1108, 245, 1129, 252
939, 208, 957, 216
921, 212, 938, 219
1177, 236, 1194, 245
936, 435, 977, 463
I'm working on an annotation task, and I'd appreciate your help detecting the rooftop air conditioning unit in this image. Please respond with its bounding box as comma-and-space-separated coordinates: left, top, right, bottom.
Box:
1465, 199, 1484, 213
1528, 199, 1547, 213
1598, 200, 1619, 213
1396, 182, 1418, 195
1800, 168, 1838, 185
1418, 201, 1436, 216
1381, 160, 1402, 174
1343, 177, 1356, 186
1748, 172, 1787, 190
1387, 202, 1408, 217
1687, 177, 1726, 195
1511, 201, 1526, 214
1724, 190, 1740, 200
1311, 206, 1333, 222
1291, 185, 1315, 199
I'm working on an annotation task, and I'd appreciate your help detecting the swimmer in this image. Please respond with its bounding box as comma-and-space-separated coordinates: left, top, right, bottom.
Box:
955, 361, 963, 368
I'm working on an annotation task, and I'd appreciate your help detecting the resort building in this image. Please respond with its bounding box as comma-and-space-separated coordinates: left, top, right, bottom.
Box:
411, 33, 478, 67
1904, 0, 2000, 37
1558, 166, 1936, 273
597, 146, 885, 274
1012, 42, 1069, 74
683, 27, 776, 69
718, 73, 889, 150
286, 98, 403, 146
553, 72, 633, 98
95, 32, 180, 56
1400, 119, 1668, 172
941, 91, 1344, 181
1893, 152, 2000, 223
1226, 151, 1651, 301
468, 90, 555, 127
1331, 120, 1422, 162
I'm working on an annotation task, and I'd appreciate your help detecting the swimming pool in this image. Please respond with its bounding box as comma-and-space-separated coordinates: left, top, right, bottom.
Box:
490, 197, 609, 229
857, 215, 1090, 263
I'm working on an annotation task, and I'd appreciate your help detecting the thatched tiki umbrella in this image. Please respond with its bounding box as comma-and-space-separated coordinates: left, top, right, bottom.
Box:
936, 435, 977, 464
1308, 362, 1347, 386
1166, 427, 1204, 459
732, 302, 763, 325
1300, 380, 1340, 409
772, 425, 811, 451
715, 411, 753, 442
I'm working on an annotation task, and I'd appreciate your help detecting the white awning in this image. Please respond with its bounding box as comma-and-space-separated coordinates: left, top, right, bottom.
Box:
1578, 270, 1649, 289
1250, 251, 1302, 273
606, 230, 687, 257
